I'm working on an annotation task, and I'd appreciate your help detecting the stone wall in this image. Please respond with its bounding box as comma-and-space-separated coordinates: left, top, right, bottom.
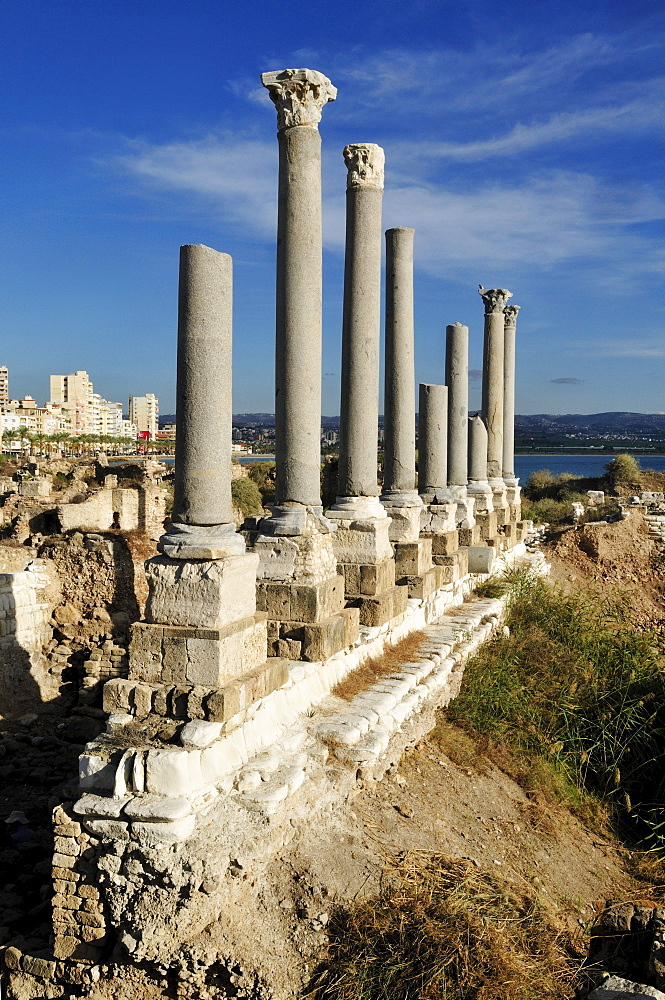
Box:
0, 558, 59, 713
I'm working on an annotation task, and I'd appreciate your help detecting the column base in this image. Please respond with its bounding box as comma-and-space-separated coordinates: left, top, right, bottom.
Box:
257, 503, 335, 538
467, 481, 494, 513
159, 521, 245, 560
380, 491, 424, 542
253, 521, 339, 583
504, 479, 521, 507
145, 553, 259, 630
327, 495, 388, 520
421, 501, 457, 534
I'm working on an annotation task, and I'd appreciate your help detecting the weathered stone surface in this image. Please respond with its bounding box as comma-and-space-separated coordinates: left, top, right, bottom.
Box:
467, 546, 495, 574
145, 553, 258, 629
427, 530, 459, 556
300, 614, 347, 662
354, 585, 408, 627
256, 576, 345, 623
458, 525, 482, 547
502, 304, 520, 485
394, 538, 433, 578
339, 557, 395, 597
446, 322, 469, 487
385, 504, 422, 543
587, 978, 665, 999
476, 511, 498, 541
418, 383, 447, 499
330, 515, 393, 565
403, 566, 442, 600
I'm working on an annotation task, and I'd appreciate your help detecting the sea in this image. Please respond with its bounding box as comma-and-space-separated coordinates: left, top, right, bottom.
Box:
514, 454, 665, 480
122, 453, 665, 479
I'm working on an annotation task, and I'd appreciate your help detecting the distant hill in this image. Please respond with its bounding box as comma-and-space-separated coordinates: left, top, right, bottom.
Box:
157, 412, 665, 436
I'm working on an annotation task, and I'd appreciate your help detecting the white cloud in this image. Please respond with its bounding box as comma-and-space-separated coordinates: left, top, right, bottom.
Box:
114, 133, 665, 285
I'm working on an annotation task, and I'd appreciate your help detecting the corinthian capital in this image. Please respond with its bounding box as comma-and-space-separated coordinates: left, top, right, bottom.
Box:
478, 285, 513, 314
503, 304, 521, 328
343, 143, 385, 190
261, 68, 337, 131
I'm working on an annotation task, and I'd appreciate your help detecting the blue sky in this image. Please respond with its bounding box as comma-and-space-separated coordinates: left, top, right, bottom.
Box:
1, 0, 664, 416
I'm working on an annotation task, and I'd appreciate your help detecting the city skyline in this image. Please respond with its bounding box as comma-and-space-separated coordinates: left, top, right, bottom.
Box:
1, 0, 664, 415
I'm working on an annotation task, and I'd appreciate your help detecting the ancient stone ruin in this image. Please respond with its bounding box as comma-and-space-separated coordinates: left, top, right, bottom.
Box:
1, 67, 540, 999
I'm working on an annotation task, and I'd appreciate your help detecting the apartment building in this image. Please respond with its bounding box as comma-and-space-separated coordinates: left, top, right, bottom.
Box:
128, 393, 158, 440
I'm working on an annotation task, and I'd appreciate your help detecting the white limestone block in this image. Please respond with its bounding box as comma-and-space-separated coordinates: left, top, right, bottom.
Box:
79, 752, 116, 791
74, 794, 132, 818
145, 552, 258, 629
131, 815, 196, 846
180, 721, 224, 748
123, 796, 192, 821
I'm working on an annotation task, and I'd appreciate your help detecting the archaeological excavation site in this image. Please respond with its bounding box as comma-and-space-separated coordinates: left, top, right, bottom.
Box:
3, 66, 636, 1000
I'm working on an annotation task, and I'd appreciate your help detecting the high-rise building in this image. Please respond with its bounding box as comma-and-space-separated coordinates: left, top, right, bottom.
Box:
0, 367, 8, 405
128, 393, 158, 440
50, 370, 94, 433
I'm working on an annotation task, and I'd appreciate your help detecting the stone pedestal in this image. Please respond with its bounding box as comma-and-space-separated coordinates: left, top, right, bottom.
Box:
467, 415, 494, 515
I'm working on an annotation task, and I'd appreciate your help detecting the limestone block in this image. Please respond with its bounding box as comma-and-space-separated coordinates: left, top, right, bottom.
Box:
331, 517, 393, 564
427, 530, 459, 557
145, 552, 258, 629
201, 685, 235, 722
131, 815, 196, 846
340, 606, 360, 647
403, 566, 442, 600
340, 558, 395, 597
102, 678, 135, 713
301, 614, 347, 662
254, 529, 339, 583
423, 503, 457, 534
476, 512, 498, 541
394, 538, 432, 577
386, 505, 422, 543
354, 585, 408, 627
434, 548, 469, 582
467, 546, 495, 574
458, 525, 481, 546
493, 504, 508, 527
256, 575, 345, 623
145, 748, 202, 797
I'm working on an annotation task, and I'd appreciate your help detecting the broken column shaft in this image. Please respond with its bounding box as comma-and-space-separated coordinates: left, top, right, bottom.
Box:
160, 244, 244, 559
381, 227, 423, 542
446, 322, 469, 494
418, 383, 448, 500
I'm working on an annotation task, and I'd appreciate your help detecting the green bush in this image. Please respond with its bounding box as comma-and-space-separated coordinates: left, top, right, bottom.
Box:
604, 453, 641, 492
247, 462, 275, 506
231, 477, 264, 517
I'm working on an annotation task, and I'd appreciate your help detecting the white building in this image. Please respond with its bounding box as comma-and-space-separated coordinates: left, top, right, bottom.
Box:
128, 393, 158, 440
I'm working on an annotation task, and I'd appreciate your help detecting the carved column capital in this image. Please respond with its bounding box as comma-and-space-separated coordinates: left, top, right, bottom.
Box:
261, 68, 337, 131
343, 143, 385, 190
478, 285, 513, 314
503, 304, 521, 328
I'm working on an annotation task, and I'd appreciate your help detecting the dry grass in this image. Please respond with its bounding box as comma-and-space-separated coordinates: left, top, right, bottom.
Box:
332, 631, 427, 701
308, 851, 580, 1000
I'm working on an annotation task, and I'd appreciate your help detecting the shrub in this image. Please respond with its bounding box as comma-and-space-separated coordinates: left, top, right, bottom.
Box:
524, 469, 555, 494
231, 477, 264, 517
604, 453, 641, 492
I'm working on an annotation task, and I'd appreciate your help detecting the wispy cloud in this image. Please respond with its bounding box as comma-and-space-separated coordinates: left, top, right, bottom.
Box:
551, 377, 584, 384
605, 341, 665, 359
113, 135, 665, 284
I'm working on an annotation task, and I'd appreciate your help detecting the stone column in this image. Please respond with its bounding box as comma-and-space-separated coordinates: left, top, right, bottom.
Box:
160, 244, 244, 560
331, 143, 386, 519
503, 304, 520, 499
328, 144, 402, 626
467, 415, 493, 512
253, 69, 353, 660
446, 322, 469, 494
418, 383, 447, 501
479, 286, 512, 484
260, 67, 337, 535
381, 227, 423, 542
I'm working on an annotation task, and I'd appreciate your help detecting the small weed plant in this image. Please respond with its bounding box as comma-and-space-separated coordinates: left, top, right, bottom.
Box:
445, 570, 665, 847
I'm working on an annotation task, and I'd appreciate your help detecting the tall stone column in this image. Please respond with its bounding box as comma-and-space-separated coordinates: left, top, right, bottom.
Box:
502, 304, 520, 499
252, 68, 354, 661
260, 67, 337, 535
328, 144, 403, 626
479, 286, 512, 524
418, 383, 447, 501
381, 227, 423, 542
479, 286, 512, 482
160, 244, 244, 559
331, 143, 385, 518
